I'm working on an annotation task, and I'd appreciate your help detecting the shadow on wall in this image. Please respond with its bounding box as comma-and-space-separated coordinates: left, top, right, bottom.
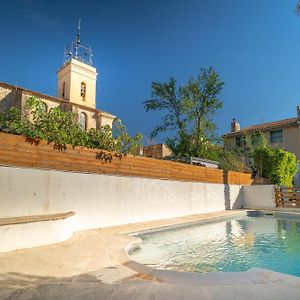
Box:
223, 170, 245, 210
232, 187, 244, 209
0, 90, 22, 112
223, 170, 230, 210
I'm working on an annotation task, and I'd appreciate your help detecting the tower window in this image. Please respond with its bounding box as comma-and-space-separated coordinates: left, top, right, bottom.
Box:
80, 82, 86, 101
80, 112, 87, 130
62, 82, 66, 98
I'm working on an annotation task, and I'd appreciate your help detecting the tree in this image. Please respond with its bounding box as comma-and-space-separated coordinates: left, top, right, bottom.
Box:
144, 67, 224, 159
182, 67, 224, 157
243, 131, 269, 176
144, 77, 186, 137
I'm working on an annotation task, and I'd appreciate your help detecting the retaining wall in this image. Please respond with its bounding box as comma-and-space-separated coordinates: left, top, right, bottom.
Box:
0, 165, 243, 232
243, 185, 275, 209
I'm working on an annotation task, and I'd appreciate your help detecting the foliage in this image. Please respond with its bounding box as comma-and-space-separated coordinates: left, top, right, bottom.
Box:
112, 119, 143, 155
182, 67, 224, 156
0, 96, 142, 155
244, 131, 268, 152
253, 147, 297, 186
144, 67, 224, 159
226, 131, 269, 173
144, 77, 186, 139
218, 148, 248, 172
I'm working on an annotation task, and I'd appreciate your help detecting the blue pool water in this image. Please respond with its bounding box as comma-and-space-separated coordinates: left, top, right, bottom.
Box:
130, 212, 300, 276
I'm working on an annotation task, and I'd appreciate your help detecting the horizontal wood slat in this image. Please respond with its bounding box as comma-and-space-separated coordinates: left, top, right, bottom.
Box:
275, 187, 300, 208
0, 132, 252, 185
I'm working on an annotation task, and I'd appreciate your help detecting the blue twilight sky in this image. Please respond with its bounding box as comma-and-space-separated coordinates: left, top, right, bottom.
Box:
1, 0, 300, 144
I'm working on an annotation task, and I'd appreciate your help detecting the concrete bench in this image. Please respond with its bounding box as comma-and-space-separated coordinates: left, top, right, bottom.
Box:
0, 211, 76, 252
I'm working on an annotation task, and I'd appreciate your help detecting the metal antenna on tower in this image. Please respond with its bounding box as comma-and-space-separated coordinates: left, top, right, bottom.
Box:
75, 18, 81, 58
64, 19, 93, 66
77, 18, 81, 44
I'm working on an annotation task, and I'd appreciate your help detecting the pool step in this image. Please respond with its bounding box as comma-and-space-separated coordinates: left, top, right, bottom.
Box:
263, 212, 274, 217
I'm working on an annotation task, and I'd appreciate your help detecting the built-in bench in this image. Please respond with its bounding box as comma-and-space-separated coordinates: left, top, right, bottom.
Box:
0, 211, 75, 226
0, 211, 76, 252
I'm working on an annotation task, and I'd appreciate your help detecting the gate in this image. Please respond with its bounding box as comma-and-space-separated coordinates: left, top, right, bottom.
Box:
275, 186, 300, 208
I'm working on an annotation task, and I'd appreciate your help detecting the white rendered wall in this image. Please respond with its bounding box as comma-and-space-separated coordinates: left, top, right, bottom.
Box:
242, 185, 275, 209
0, 166, 243, 232
0, 215, 75, 252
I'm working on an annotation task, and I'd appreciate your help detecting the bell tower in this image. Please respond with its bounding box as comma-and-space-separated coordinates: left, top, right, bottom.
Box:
57, 20, 97, 108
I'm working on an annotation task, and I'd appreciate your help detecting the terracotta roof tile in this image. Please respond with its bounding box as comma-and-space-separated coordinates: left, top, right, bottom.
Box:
223, 117, 299, 138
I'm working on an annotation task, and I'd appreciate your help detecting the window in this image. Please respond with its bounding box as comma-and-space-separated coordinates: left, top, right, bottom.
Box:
62, 82, 66, 98
251, 132, 263, 146
236, 136, 246, 147
80, 82, 86, 101
80, 112, 87, 130
270, 130, 283, 143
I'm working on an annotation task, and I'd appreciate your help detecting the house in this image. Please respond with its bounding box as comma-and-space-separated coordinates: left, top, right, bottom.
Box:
0, 22, 115, 130
223, 107, 300, 159
143, 144, 172, 159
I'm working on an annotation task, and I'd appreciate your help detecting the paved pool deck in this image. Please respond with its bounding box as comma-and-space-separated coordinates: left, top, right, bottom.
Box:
1, 209, 300, 299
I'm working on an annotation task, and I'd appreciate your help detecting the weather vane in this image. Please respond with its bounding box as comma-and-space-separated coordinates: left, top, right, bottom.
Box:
63, 18, 93, 66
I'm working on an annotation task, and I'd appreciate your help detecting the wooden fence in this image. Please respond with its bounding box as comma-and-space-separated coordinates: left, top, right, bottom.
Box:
0, 132, 252, 185
275, 186, 300, 208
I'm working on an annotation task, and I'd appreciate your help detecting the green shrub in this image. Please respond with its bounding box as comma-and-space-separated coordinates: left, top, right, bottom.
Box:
0, 96, 143, 155
253, 147, 297, 186
218, 149, 247, 172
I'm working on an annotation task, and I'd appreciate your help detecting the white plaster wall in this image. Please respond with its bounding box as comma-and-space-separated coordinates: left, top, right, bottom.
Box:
243, 185, 275, 209
0, 166, 242, 232
0, 215, 75, 252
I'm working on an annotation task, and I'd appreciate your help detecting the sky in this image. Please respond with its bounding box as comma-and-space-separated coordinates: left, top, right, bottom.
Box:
1, 0, 300, 144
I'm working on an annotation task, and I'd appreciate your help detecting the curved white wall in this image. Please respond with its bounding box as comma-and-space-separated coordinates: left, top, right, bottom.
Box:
0, 215, 75, 252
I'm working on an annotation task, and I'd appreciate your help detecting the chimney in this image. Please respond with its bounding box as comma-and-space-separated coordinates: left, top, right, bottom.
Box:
231, 118, 240, 132
297, 106, 300, 118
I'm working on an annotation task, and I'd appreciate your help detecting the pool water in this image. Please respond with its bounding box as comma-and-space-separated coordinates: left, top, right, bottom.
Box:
130, 213, 300, 276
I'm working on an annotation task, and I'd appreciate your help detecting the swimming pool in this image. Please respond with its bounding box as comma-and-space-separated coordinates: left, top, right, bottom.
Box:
130, 211, 300, 277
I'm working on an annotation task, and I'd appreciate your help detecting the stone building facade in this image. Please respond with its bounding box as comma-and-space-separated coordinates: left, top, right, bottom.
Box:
0, 81, 115, 131
223, 108, 300, 160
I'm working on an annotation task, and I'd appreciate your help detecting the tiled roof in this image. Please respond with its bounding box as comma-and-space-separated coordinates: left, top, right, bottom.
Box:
223, 117, 299, 138
0, 81, 115, 117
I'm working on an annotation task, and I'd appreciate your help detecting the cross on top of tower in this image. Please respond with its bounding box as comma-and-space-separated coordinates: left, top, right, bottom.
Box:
64, 19, 93, 66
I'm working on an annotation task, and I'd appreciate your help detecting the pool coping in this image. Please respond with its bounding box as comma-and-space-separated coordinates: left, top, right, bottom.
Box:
123, 209, 300, 289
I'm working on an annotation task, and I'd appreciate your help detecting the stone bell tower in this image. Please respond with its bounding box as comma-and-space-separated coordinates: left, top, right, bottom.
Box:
57, 19, 97, 109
